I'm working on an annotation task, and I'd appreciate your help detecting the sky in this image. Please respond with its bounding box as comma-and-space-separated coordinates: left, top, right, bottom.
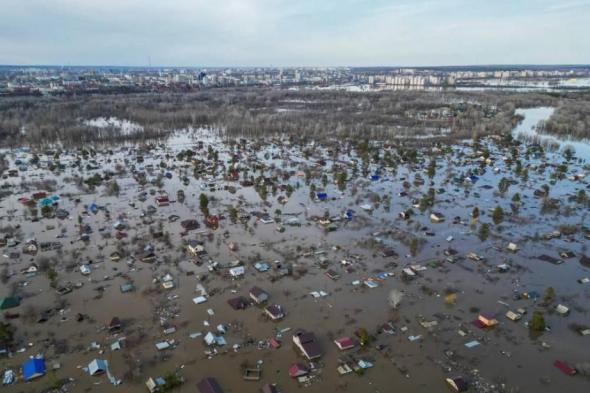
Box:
0, 0, 589, 67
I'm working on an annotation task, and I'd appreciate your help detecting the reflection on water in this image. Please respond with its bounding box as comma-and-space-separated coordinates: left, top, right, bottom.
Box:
512, 107, 590, 160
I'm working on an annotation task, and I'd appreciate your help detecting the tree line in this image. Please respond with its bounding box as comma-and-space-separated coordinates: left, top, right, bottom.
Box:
0, 87, 583, 147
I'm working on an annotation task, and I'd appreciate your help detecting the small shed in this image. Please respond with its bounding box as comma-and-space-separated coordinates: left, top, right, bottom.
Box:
88, 359, 107, 376
505, 310, 522, 321
146, 377, 166, 393
316, 192, 328, 201
22, 358, 46, 381
507, 242, 519, 252
556, 304, 570, 316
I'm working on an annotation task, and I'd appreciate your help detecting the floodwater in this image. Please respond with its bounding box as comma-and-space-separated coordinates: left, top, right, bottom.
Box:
0, 124, 589, 393
512, 107, 590, 159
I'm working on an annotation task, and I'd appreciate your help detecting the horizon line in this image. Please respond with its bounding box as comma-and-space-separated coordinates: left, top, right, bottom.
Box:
1, 63, 590, 70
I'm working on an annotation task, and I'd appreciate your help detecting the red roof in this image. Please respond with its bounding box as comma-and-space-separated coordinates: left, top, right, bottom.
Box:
270, 338, 281, 349
334, 336, 355, 350
206, 216, 219, 226
471, 319, 486, 329
554, 360, 577, 376
288, 363, 308, 378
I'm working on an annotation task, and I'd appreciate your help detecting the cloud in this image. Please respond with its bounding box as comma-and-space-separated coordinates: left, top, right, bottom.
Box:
0, 0, 588, 66
544, 0, 590, 12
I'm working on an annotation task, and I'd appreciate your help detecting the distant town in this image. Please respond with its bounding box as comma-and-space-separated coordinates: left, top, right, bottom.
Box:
1, 65, 590, 96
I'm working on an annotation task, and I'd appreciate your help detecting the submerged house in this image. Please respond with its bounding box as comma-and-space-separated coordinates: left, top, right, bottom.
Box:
334, 337, 356, 351
505, 310, 522, 321
507, 242, 519, 252
16, 265, 34, 275
141, 250, 157, 263
197, 377, 225, 393
478, 314, 498, 327
446, 376, 468, 392
204, 332, 226, 347
227, 296, 248, 310
556, 304, 570, 316
254, 262, 270, 272
554, 360, 577, 376
0, 296, 21, 310
229, 266, 245, 278
80, 264, 91, 275
187, 240, 206, 256
264, 304, 285, 321
288, 363, 308, 378
146, 377, 166, 393
108, 317, 122, 333
155, 195, 170, 207
249, 286, 269, 304
261, 383, 280, 393
293, 330, 322, 360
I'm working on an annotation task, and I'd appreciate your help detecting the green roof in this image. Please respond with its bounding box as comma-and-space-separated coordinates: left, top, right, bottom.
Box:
0, 296, 21, 310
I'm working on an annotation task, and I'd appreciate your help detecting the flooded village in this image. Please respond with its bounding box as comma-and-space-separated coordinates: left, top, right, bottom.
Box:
0, 92, 590, 393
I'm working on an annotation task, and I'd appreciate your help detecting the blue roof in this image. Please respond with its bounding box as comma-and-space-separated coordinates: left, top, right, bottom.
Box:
88, 359, 107, 375
39, 198, 53, 207
22, 358, 46, 380
254, 262, 270, 272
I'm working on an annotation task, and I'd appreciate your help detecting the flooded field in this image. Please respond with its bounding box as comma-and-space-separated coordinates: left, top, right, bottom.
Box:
1, 111, 589, 393
513, 107, 590, 158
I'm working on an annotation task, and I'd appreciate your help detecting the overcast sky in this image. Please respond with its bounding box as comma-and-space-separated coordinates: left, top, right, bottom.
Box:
1, 0, 589, 67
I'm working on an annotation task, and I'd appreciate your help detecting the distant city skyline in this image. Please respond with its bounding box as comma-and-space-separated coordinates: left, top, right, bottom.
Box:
1, 0, 589, 67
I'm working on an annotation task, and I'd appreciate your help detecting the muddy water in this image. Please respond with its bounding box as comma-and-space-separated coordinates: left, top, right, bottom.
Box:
0, 127, 589, 393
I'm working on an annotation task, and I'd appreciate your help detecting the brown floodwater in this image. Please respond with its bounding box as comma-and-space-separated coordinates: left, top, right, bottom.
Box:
0, 127, 589, 393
